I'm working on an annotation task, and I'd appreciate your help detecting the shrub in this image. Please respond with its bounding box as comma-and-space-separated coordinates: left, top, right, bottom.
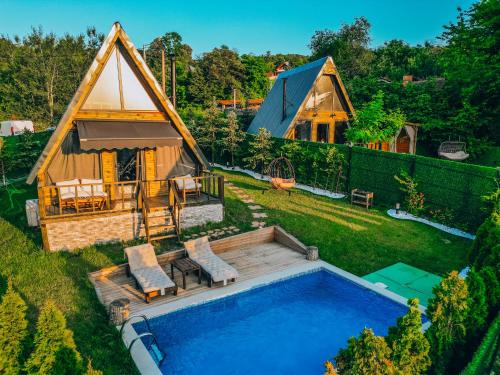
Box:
335, 328, 394, 374
324, 360, 338, 374
426, 271, 469, 374
85, 359, 104, 375
479, 266, 500, 319
25, 300, 83, 375
394, 170, 425, 215
0, 279, 28, 375
386, 298, 431, 374
465, 269, 488, 345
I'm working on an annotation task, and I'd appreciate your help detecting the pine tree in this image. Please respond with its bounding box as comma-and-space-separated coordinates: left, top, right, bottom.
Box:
222, 110, 245, 167
425, 271, 469, 375
386, 298, 431, 374
198, 100, 223, 164
335, 328, 394, 375
244, 128, 274, 175
465, 269, 488, 344
0, 279, 28, 375
25, 300, 82, 375
479, 266, 500, 319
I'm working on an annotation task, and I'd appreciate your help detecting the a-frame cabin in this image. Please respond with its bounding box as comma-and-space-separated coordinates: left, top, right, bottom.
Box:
27, 23, 224, 251
248, 56, 355, 144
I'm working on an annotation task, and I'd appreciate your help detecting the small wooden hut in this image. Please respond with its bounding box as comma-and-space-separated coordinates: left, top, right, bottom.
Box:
27, 23, 224, 251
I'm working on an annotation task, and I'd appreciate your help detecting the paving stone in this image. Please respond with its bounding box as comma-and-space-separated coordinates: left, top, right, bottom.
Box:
242, 199, 254, 203
248, 205, 262, 210
229, 225, 237, 230
200, 232, 207, 236
233, 228, 240, 233
252, 212, 268, 218
207, 230, 214, 234
251, 221, 260, 228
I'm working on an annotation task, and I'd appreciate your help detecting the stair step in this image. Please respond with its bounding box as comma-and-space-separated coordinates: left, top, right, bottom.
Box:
148, 223, 176, 230
149, 233, 178, 241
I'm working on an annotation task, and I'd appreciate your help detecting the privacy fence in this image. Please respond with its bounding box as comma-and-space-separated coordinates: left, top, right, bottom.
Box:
208, 135, 498, 230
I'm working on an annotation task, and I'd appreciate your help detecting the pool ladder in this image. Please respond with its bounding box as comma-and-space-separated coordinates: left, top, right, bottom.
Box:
120, 315, 167, 367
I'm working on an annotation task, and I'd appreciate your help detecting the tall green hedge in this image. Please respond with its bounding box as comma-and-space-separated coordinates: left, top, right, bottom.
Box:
461, 314, 500, 375
210, 134, 498, 230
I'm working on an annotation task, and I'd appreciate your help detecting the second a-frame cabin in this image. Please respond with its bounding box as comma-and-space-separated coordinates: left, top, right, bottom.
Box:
27, 23, 224, 251
248, 56, 355, 144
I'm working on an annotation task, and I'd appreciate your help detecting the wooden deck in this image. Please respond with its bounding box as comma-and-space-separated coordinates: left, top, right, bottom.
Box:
89, 226, 309, 316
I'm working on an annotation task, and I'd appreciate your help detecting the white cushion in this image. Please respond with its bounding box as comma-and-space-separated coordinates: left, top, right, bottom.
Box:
55, 179, 80, 196
125, 244, 160, 273
60, 191, 90, 201
132, 265, 175, 294
175, 174, 201, 191
80, 178, 105, 195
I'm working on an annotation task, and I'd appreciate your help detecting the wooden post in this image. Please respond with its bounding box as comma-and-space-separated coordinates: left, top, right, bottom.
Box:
346, 144, 353, 193
161, 49, 166, 94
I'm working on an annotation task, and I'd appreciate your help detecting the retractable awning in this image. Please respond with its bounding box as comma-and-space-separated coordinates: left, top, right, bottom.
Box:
76, 120, 183, 150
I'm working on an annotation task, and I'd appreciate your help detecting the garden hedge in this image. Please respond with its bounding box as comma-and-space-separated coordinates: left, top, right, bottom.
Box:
210, 134, 498, 230
461, 314, 500, 375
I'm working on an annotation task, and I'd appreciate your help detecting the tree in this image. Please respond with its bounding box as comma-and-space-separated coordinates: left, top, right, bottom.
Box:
222, 111, 245, 166
320, 146, 345, 192
244, 128, 273, 175
85, 359, 103, 375
345, 91, 406, 145
309, 17, 373, 79
197, 100, 224, 164
425, 271, 469, 374
25, 300, 82, 375
335, 328, 394, 375
324, 360, 338, 375
241, 54, 269, 99
479, 266, 500, 319
0, 279, 28, 375
386, 298, 431, 374
465, 269, 488, 346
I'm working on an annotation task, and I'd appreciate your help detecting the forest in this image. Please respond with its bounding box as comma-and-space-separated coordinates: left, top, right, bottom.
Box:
0, 0, 498, 163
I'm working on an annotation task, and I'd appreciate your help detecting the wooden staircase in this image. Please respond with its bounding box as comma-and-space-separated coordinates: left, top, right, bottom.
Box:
144, 206, 179, 242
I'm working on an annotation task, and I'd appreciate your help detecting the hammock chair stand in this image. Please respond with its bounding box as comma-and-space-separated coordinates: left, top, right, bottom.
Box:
263, 156, 296, 196
438, 140, 469, 161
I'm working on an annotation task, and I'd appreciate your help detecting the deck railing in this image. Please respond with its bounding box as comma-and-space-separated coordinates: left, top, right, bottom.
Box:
38, 180, 140, 219
169, 173, 224, 206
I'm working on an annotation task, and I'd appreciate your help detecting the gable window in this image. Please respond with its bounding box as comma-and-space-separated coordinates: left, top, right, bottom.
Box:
294, 121, 311, 141
316, 123, 329, 143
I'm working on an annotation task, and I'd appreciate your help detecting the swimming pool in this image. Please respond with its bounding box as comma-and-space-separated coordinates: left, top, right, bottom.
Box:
132, 268, 412, 374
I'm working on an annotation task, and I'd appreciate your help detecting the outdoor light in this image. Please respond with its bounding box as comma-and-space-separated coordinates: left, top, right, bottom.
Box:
396, 202, 401, 215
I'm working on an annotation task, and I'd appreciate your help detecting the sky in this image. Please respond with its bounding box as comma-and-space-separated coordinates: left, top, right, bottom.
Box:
0, 0, 477, 57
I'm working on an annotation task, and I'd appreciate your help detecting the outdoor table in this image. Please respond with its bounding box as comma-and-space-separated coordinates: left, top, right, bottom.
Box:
171, 258, 202, 289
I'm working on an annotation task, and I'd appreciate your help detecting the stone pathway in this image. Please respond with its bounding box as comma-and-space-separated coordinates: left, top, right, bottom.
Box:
226, 181, 267, 229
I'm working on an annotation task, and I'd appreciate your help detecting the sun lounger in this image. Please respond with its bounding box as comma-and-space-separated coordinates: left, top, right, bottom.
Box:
184, 236, 239, 287
124, 244, 177, 303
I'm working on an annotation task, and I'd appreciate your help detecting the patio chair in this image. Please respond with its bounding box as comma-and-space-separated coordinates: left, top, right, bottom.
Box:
174, 174, 202, 201
79, 178, 108, 209
184, 236, 239, 287
124, 244, 178, 303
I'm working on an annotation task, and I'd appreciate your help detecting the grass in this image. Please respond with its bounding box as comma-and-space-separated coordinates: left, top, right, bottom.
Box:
216, 168, 471, 276
0, 170, 472, 372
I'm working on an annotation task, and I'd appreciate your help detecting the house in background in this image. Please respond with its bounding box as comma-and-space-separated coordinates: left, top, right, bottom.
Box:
0, 120, 34, 136
249, 56, 418, 154
27, 22, 224, 251
248, 56, 355, 145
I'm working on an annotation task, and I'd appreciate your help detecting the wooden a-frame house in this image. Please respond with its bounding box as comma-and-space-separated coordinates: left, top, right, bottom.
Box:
27, 23, 224, 251
248, 56, 418, 154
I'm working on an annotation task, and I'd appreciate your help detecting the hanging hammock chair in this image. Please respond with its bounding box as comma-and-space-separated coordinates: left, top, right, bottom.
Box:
266, 156, 296, 191
438, 141, 469, 161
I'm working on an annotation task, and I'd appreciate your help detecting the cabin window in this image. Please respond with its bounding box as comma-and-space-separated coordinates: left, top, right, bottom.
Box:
334, 121, 348, 144
316, 123, 329, 143
116, 149, 137, 181
294, 121, 311, 141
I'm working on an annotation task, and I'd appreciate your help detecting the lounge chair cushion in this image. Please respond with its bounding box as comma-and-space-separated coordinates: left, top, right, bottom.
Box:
175, 174, 201, 191
184, 236, 239, 283
55, 179, 80, 196
80, 178, 107, 196
125, 244, 160, 273
132, 265, 176, 294
60, 191, 90, 200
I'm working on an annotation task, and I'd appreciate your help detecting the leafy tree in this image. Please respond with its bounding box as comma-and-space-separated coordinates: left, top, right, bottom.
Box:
386, 298, 431, 375
335, 328, 394, 375
394, 170, 425, 216
465, 269, 488, 345
320, 146, 345, 192
244, 128, 273, 175
25, 300, 82, 375
221, 111, 245, 166
0, 279, 28, 375
425, 271, 469, 374
197, 100, 224, 164
309, 17, 373, 79
345, 91, 406, 145
241, 54, 269, 99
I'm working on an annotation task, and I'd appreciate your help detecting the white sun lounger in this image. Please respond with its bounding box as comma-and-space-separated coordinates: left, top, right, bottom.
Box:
124, 244, 177, 303
184, 236, 239, 287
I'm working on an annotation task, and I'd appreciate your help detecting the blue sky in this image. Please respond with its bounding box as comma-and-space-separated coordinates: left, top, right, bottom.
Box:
0, 0, 476, 56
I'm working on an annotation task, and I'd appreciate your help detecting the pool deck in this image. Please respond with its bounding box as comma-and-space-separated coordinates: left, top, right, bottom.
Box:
88, 226, 310, 317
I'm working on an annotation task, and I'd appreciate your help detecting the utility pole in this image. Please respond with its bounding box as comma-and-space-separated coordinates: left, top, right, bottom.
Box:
233, 88, 237, 109
170, 53, 176, 108
161, 49, 166, 94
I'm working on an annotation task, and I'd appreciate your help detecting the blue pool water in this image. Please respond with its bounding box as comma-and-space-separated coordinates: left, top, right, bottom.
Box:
133, 269, 411, 375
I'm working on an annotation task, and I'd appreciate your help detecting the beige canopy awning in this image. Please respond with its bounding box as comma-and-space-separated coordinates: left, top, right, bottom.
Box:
76, 120, 183, 150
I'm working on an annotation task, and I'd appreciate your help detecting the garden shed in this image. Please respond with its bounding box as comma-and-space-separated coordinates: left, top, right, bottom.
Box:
26, 22, 224, 251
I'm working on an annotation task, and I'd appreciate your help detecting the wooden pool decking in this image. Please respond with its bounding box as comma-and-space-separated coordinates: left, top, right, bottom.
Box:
89, 226, 310, 316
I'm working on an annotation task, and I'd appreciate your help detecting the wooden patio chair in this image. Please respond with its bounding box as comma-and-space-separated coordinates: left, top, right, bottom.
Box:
174, 174, 202, 202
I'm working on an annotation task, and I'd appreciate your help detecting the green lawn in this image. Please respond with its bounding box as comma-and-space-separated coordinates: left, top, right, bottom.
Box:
0, 170, 472, 373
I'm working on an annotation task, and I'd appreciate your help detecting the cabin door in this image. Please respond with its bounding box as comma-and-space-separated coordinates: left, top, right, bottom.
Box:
396, 129, 410, 153
116, 149, 137, 181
